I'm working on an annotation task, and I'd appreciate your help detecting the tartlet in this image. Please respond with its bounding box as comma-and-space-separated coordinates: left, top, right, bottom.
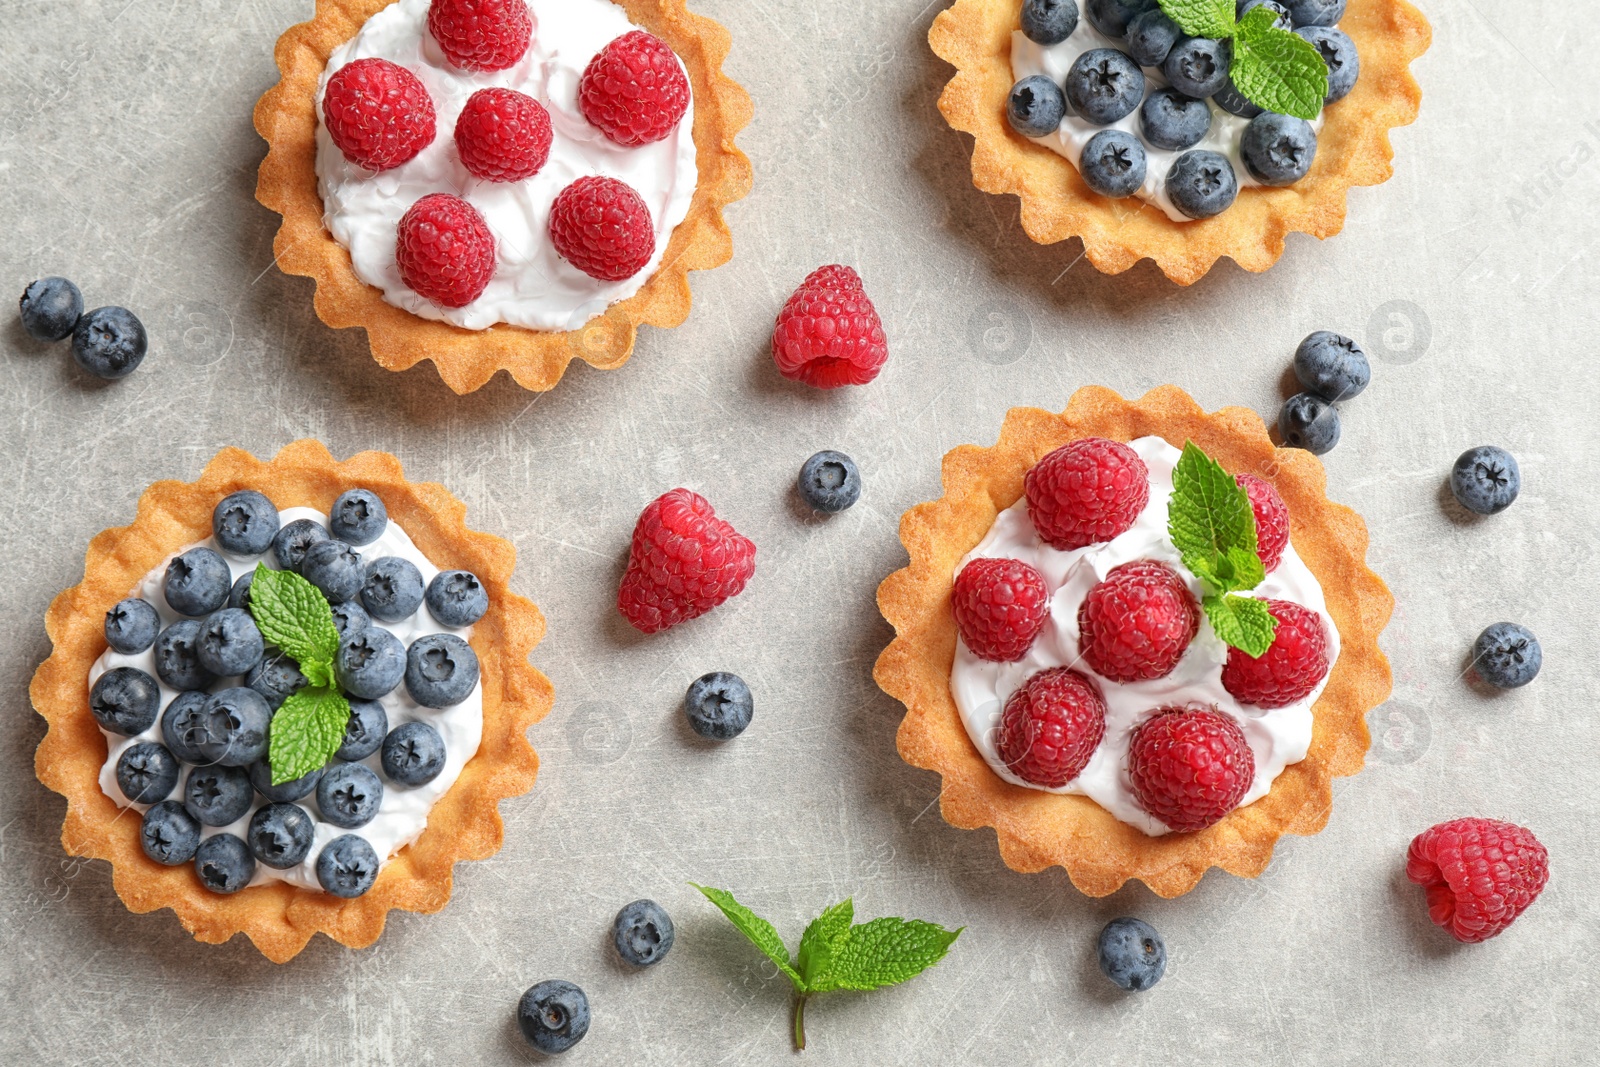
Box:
30, 440, 553, 961
254, 0, 753, 393
874, 386, 1393, 897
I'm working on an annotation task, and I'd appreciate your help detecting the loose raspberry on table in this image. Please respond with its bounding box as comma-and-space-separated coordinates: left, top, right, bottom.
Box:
1220, 598, 1328, 708
1237, 473, 1289, 573
1406, 818, 1549, 943
1024, 438, 1149, 551
1127, 705, 1254, 832
322, 58, 437, 172
428, 0, 532, 72
395, 193, 497, 308
771, 265, 889, 389
617, 489, 756, 634
579, 30, 691, 147
952, 557, 1050, 662
548, 176, 656, 283
1077, 560, 1199, 683
994, 667, 1107, 788
455, 88, 552, 183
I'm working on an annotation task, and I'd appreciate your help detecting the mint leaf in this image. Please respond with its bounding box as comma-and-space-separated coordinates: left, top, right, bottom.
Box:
804, 917, 962, 993
1168, 441, 1259, 587
1158, 0, 1235, 38
1203, 593, 1279, 658
1230, 7, 1329, 120
266, 686, 350, 784
796, 899, 854, 988
692, 885, 801, 986
247, 563, 341, 680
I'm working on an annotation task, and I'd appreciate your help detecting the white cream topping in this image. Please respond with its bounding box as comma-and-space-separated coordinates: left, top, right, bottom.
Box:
315, 0, 698, 332
90, 506, 482, 892
949, 437, 1339, 836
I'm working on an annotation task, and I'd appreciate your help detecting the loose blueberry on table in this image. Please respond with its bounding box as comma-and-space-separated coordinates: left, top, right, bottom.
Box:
797, 450, 863, 513
1471, 622, 1541, 689
1449, 445, 1520, 515
613, 898, 675, 967
683, 671, 754, 740
517, 980, 591, 1055
1097, 917, 1167, 991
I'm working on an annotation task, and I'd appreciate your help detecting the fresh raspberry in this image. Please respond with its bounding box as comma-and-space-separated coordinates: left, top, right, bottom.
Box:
578, 30, 691, 147
427, 0, 532, 72
617, 489, 756, 634
454, 88, 552, 182
1220, 598, 1329, 708
952, 557, 1050, 662
1406, 818, 1549, 943
771, 266, 889, 389
994, 668, 1107, 788
321, 58, 437, 172
1077, 560, 1199, 683
1237, 473, 1289, 573
1024, 438, 1150, 551
395, 193, 497, 308
548, 176, 656, 282
1127, 705, 1254, 832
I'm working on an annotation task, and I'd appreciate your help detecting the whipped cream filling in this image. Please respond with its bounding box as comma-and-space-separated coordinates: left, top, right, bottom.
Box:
1011, 23, 1325, 222
949, 437, 1340, 836
315, 0, 698, 332
91, 506, 483, 892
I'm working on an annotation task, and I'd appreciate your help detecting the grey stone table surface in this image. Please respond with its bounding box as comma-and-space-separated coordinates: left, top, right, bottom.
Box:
2, 0, 1596, 1063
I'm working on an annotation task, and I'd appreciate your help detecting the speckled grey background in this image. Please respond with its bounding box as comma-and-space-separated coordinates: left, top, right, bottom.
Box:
2, 0, 1596, 1063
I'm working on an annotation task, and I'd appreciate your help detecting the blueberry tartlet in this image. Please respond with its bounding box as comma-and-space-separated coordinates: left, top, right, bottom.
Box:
254, 0, 752, 392
874, 386, 1393, 896
31, 441, 552, 961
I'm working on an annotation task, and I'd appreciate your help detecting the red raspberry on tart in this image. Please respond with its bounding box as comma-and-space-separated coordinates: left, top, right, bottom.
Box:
952, 557, 1050, 662
1024, 437, 1149, 551
994, 668, 1107, 788
1127, 705, 1255, 833
771, 265, 889, 389
427, 0, 532, 73
454, 88, 552, 183
580, 30, 692, 147
549, 176, 657, 283
1221, 598, 1329, 708
321, 57, 436, 172
396, 193, 497, 309
1237, 473, 1289, 573
1076, 560, 1199, 683
1406, 818, 1549, 943
618, 488, 756, 634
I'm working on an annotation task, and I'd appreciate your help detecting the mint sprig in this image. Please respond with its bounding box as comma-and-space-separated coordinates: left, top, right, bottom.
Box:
1159, 0, 1235, 38
694, 886, 962, 1051
247, 563, 350, 784
1156, 0, 1329, 121
1167, 442, 1279, 658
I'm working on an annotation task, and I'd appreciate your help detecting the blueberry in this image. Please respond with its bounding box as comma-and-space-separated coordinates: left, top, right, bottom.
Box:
360, 556, 425, 623
335, 627, 406, 700
1166, 150, 1238, 219
154, 619, 217, 692
1085, 0, 1155, 38
317, 834, 381, 897
425, 570, 489, 628
1097, 917, 1167, 991
104, 597, 160, 655
317, 762, 384, 829
194, 833, 255, 894
140, 801, 200, 866
164, 547, 232, 617
211, 491, 279, 557
1164, 37, 1230, 98
246, 651, 308, 709
329, 488, 388, 546
337, 699, 389, 762
798, 450, 863, 513
613, 899, 675, 967
1021, 0, 1079, 45
300, 539, 364, 603
183, 764, 254, 826
272, 518, 329, 572
1296, 26, 1359, 103
193, 687, 272, 767
89, 667, 161, 736
19, 276, 83, 341
1472, 623, 1542, 689
1211, 76, 1263, 118
329, 599, 371, 639
228, 570, 255, 610
404, 633, 480, 708
1238, 0, 1291, 28
1140, 87, 1211, 150
247, 803, 316, 869
197, 608, 265, 677
517, 980, 591, 1055
684, 671, 754, 741
1285, 0, 1345, 27
1080, 129, 1147, 198
1279, 392, 1341, 454
248, 758, 324, 804
1125, 9, 1180, 66
1450, 446, 1520, 515
1007, 75, 1067, 139
1065, 48, 1145, 125
116, 742, 180, 804
1241, 112, 1317, 185
1294, 330, 1370, 401
381, 720, 447, 787
70, 306, 147, 380
161, 691, 212, 763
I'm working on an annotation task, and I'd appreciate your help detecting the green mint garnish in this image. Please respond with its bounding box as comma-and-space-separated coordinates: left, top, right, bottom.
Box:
1167, 441, 1279, 658
247, 563, 350, 784
1156, 1, 1329, 121
693, 885, 961, 1051
1159, 0, 1235, 39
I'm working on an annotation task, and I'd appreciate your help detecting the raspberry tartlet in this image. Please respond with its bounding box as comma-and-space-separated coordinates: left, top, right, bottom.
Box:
930, 0, 1430, 283
875, 386, 1393, 896
30, 441, 553, 960
255, 0, 752, 392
